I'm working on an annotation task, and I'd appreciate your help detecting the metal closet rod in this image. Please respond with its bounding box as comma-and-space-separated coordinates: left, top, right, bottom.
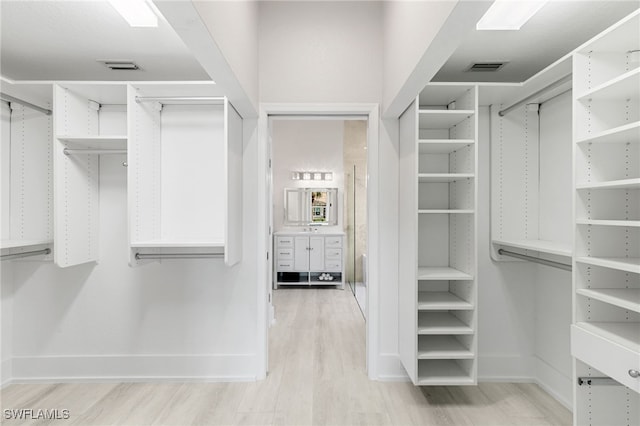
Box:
0, 92, 52, 116
577, 377, 621, 386
135, 252, 224, 260
64, 148, 127, 156
498, 248, 572, 271
135, 96, 224, 105
498, 74, 573, 117
1, 248, 51, 261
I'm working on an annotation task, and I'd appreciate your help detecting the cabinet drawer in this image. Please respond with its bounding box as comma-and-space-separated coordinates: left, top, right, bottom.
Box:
325, 248, 342, 259
325, 237, 342, 248
571, 324, 640, 392
276, 248, 293, 260
276, 236, 294, 247
325, 260, 342, 272
277, 260, 294, 271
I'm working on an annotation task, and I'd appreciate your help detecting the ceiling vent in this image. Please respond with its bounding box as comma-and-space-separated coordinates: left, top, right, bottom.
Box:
467, 62, 506, 72
99, 60, 139, 71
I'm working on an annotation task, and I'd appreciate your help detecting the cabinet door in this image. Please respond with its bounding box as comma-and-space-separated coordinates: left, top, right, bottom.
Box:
294, 236, 309, 271
309, 236, 325, 271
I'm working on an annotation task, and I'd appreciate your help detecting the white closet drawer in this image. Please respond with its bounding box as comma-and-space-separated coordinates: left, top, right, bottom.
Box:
325, 260, 342, 272
325, 248, 342, 259
277, 260, 294, 271
325, 237, 342, 248
276, 248, 293, 260
571, 324, 640, 392
276, 236, 294, 247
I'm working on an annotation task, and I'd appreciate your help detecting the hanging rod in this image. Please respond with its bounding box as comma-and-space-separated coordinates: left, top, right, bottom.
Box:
0, 92, 52, 116
498, 74, 572, 117
577, 377, 621, 386
1, 248, 51, 261
64, 148, 127, 156
135, 96, 224, 105
135, 252, 224, 260
498, 248, 572, 271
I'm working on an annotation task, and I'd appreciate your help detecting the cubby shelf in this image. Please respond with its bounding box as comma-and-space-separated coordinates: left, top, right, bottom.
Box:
418, 209, 474, 214
418, 139, 474, 154
493, 239, 572, 257
418, 312, 473, 335
574, 322, 640, 353
576, 288, 640, 313
576, 178, 640, 190
418, 292, 473, 311
0, 239, 52, 250
576, 121, 640, 145
417, 267, 473, 281
576, 219, 640, 227
417, 360, 474, 385
418, 110, 474, 129
576, 67, 640, 101
575, 256, 640, 274
417, 336, 474, 359
418, 173, 474, 183
57, 135, 128, 149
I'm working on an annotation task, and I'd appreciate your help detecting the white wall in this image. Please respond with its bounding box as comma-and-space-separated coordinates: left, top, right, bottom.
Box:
1, 101, 12, 386
272, 119, 345, 232
258, 1, 383, 103
8, 118, 260, 381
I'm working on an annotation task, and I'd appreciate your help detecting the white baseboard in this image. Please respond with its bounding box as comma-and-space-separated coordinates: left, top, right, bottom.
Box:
533, 356, 573, 411
10, 354, 258, 383
1, 358, 12, 388
376, 353, 409, 381
478, 354, 534, 381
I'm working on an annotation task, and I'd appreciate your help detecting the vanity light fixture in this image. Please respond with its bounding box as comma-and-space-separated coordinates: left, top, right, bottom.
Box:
108, 0, 159, 27
324, 172, 333, 181
302, 172, 312, 180
476, 0, 548, 31
313, 172, 323, 180
291, 171, 334, 181
291, 172, 300, 180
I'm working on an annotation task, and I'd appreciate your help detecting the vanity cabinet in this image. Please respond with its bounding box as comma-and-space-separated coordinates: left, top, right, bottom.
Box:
274, 233, 344, 288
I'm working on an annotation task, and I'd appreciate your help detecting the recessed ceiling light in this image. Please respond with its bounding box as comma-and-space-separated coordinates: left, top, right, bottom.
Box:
476, 0, 548, 31
108, 0, 158, 28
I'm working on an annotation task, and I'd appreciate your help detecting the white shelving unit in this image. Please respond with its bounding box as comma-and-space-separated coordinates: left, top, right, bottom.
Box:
53, 83, 127, 267
1, 82, 53, 261
572, 10, 640, 426
399, 83, 478, 386
128, 83, 243, 267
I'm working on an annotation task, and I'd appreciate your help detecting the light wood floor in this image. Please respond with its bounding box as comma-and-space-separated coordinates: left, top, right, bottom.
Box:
1, 288, 571, 426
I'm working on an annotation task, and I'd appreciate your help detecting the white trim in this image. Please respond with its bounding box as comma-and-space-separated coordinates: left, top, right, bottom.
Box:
1, 358, 12, 388
257, 103, 380, 379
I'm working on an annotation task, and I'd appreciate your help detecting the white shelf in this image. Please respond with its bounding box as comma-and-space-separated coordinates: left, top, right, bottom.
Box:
418, 209, 474, 214
418, 292, 473, 311
577, 288, 640, 313
0, 239, 52, 250
576, 178, 640, 190
131, 239, 225, 248
576, 121, 640, 145
418, 110, 474, 129
574, 322, 640, 353
417, 267, 473, 281
577, 67, 640, 101
577, 219, 640, 227
57, 135, 128, 150
418, 173, 474, 183
493, 239, 572, 257
418, 139, 475, 154
418, 336, 474, 359
417, 312, 473, 335
417, 360, 474, 385
575, 256, 640, 274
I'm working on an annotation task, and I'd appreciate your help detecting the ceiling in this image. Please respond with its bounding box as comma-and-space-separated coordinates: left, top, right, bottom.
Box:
433, 0, 640, 83
0, 1, 210, 81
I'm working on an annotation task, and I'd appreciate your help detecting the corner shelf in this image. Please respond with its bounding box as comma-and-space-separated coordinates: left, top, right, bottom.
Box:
418, 110, 474, 129
493, 239, 572, 257
576, 288, 640, 313
418, 336, 474, 360
417, 267, 473, 281
417, 360, 474, 385
57, 135, 128, 149
576, 121, 640, 145
576, 67, 640, 102
418, 173, 474, 183
575, 256, 640, 274
418, 139, 474, 154
418, 312, 473, 335
418, 292, 473, 311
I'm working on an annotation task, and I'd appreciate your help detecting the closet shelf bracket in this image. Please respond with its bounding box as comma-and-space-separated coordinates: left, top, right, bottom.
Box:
577, 377, 621, 386
0, 92, 52, 115
498, 74, 572, 117
497, 248, 572, 271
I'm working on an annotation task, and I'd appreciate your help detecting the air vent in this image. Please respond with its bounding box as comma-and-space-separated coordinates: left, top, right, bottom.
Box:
467, 62, 506, 72
99, 60, 139, 71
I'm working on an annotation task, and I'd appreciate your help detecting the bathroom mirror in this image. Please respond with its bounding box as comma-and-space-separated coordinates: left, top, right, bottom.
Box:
284, 188, 338, 226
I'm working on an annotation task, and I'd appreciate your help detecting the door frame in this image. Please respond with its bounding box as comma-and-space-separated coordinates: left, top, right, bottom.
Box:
256, 103, 380, 379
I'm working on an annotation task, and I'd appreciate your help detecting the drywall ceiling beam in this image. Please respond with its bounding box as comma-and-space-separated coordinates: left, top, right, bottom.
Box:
383, 1, 492, 119
152, 1, 257, 118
